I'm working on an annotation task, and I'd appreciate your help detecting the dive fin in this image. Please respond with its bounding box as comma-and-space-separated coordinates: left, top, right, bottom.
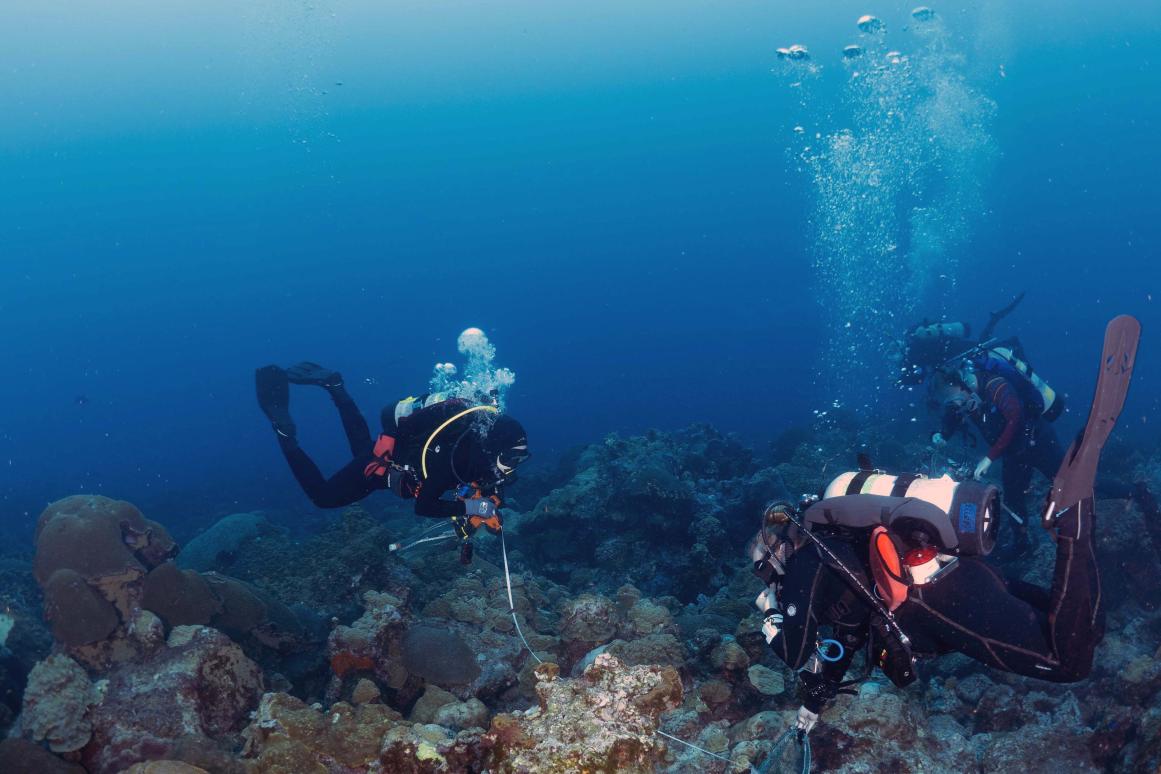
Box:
979, 291, 1027, 342
286, 361, 343, 388
256, 365, 295, 438
857, 452, 874, 471
1043, 315, 1141, 527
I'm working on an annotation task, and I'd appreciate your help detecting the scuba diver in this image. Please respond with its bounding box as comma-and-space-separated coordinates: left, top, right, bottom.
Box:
751, 316, 1139, 737
254, 361, 530, 540
897, 294, 1066, 554
928, 364, 1063, 555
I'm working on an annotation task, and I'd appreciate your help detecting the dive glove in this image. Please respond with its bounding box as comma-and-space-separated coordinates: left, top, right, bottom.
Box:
796, 706, 819, 735
797, 670, 840, 714
974, 456, 993, 480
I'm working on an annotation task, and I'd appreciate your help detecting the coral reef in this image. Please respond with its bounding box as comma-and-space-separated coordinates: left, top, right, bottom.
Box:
513, 425, 761, 599
6, 425, 1161, 772
240, 690, 491, 773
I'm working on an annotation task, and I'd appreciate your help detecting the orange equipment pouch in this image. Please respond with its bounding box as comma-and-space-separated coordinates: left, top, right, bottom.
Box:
363, 434, 397, 478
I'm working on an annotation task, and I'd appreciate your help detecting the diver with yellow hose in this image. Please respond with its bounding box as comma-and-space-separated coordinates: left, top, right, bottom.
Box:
255, 362, 529, 535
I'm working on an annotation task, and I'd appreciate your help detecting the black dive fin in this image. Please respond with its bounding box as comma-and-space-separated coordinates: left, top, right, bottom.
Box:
256, 365, 295, 437
286, 361, 343, 388
857, 452, 874, 471
1043, 315, 1141, 527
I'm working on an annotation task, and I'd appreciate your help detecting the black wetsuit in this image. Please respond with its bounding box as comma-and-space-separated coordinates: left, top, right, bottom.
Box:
278, 390, 497, 518
766, 497, 1102, 705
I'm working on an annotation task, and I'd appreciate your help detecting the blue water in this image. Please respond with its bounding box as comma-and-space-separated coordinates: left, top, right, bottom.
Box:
1, 0, 1159, 539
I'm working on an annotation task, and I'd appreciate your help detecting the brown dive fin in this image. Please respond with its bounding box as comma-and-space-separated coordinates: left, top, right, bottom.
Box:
1043, 315, 1141, 528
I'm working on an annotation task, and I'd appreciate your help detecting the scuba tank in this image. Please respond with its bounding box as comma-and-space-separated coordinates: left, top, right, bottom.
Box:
897, 322, 974, 385
817, 471, 999, 556
910, 321, 969, 340
985, 346, 1064, 421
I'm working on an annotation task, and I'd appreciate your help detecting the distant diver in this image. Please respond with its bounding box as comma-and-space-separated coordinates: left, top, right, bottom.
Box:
750, 316, 1139, 739
895, 293, 1065, 555
254, 361, 530, 541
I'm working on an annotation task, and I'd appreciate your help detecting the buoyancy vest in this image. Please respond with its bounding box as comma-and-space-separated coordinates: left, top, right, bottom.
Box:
973, 346, 1063, 422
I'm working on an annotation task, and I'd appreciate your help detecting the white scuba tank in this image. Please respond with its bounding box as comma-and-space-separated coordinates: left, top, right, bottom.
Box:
820, 471, 998, 556
824, 471, 961, 514
989, 346, 1063, 421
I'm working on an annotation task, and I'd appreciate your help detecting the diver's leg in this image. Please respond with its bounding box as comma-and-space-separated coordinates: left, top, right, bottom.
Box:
1001, 456, 1034, 553
329, 385, 373, 457
903, 547, 1095, 681
903, 559, 1063, 677
1044, 497, 1102, 678
283, 361, 373, 456
908, 317, 1139, 682
258, 365, 377, 507
281, 446, 378, 509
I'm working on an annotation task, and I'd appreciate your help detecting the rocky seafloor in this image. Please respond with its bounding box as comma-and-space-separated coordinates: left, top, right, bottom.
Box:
2, 421, 1161, 773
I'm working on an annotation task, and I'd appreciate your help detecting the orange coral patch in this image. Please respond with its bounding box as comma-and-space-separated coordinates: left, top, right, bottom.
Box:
330, 652, 376, 677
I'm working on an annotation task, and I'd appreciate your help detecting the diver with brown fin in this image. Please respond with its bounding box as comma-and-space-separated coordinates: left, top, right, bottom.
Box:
895, 293, 1069, 556
750, 316, 1140, 737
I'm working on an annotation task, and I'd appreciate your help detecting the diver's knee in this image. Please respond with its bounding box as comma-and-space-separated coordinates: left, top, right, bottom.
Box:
308, 492, 344, 509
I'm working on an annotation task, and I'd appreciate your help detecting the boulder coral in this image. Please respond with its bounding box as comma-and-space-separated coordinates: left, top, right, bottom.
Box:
144, 565, 306, 651
34, 496, 177, 668
33, 496, 306, 668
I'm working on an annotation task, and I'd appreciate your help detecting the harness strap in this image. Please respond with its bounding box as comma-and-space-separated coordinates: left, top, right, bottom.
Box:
890, 473, 918, 498
846, 471, 873, 495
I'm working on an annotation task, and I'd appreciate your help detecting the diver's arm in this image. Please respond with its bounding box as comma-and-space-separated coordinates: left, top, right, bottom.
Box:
796, 623, 863, 716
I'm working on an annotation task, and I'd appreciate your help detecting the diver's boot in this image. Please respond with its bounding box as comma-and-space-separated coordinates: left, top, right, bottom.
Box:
286, 361, 344, 389
255, 365, 296, 441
